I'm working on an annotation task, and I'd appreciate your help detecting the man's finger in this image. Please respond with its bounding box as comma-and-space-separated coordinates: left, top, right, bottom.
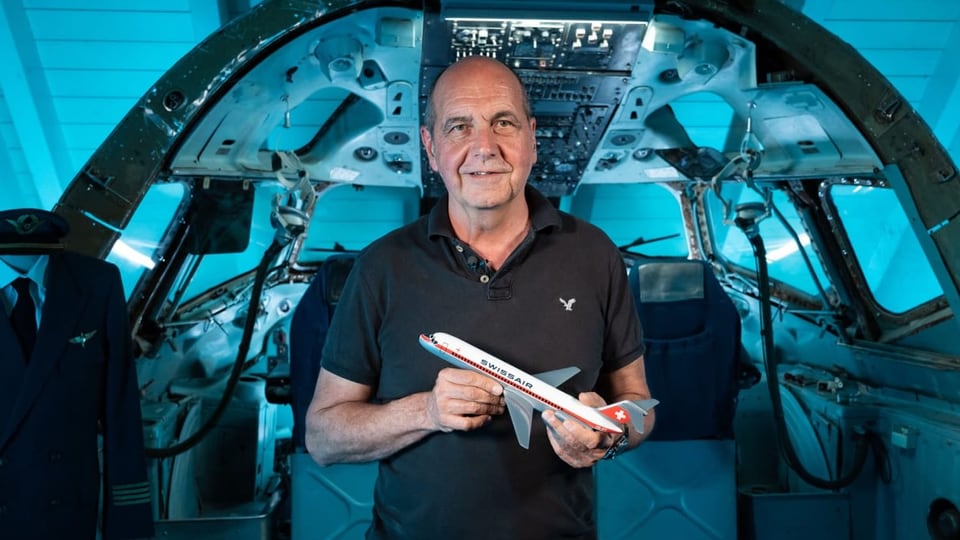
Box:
438, 367, 503, 396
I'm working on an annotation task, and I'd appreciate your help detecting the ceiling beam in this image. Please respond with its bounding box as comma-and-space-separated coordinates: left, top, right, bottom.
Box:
0, 1, 73, 210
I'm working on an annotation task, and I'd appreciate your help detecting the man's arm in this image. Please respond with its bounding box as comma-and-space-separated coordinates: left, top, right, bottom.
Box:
305, 367, 506, 465
542, 356, 655, 468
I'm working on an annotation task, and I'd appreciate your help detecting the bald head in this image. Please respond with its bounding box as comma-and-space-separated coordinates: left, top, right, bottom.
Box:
423, 56, 533, 134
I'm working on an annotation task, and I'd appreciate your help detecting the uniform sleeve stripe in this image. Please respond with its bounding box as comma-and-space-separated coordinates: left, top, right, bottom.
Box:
113, 496, 151, 506
111, 482, 152, 506
112, 481, 150, 492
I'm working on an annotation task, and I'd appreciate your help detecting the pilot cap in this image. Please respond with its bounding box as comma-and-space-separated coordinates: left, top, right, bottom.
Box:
0, 208, 70, 253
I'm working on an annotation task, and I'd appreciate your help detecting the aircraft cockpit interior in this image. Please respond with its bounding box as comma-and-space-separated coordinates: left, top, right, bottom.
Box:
3, 0, 960, 539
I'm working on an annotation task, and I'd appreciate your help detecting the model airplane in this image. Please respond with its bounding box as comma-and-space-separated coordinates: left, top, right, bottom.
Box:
419, 332, 658, 449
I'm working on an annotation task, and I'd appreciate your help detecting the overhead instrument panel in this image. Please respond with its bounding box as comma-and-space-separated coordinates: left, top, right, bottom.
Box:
420, 2, 654, 197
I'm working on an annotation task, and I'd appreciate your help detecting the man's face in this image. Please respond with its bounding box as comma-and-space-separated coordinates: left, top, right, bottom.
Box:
420, 58, 537, 215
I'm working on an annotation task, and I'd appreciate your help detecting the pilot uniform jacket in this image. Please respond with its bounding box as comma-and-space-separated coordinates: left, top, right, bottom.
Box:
0, 252, 153, 540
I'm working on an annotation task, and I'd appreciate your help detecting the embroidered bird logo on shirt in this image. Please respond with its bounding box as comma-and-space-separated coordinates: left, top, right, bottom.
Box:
559, 297, 576, 311
69, 330, 98, 348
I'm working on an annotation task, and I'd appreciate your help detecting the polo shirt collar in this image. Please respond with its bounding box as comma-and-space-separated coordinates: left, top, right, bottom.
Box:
427, 185, 562, 240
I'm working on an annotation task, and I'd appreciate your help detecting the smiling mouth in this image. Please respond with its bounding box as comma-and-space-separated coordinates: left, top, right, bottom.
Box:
465, 170, 508, 176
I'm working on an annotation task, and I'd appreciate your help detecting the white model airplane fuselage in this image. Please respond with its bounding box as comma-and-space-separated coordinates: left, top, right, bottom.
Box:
419, 332, 658, 449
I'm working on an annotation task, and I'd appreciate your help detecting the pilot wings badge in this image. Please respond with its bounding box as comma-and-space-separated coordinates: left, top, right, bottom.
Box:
69, 330, 98, 348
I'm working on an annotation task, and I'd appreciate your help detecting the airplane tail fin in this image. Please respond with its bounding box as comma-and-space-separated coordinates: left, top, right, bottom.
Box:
598, 399, 659, 434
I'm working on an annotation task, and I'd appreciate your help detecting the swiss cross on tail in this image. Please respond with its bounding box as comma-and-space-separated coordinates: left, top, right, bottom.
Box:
598, 399, 659, 434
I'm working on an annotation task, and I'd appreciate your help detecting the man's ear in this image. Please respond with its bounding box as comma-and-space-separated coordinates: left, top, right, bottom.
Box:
420, 126, 439, 172
529, 117, 538, 165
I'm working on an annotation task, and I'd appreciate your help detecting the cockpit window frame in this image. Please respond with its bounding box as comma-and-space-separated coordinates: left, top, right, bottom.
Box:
821, 177, 951, 341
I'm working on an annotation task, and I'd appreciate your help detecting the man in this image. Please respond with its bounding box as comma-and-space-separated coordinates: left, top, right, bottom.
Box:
305, 56, 655, 539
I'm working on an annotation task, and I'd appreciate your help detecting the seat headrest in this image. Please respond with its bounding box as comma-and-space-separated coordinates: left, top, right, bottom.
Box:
637, 261, 705, 303
0, 208, 69, 253
322, 255, 356, 307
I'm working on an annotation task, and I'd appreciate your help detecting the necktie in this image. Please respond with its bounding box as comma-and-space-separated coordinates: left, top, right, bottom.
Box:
11, 277, 37, 358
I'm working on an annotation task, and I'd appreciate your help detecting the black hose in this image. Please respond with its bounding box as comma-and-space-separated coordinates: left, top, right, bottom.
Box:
145, 239, 284, 458
740, 210, 871, 490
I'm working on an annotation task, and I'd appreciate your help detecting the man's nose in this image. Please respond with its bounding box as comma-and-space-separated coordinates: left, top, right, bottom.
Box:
472, 127, 500, 159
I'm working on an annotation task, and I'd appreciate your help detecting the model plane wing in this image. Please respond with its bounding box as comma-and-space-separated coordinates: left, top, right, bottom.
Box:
503, 390, 537, 449
502, 367, 579, 448
535, 366, 580, 387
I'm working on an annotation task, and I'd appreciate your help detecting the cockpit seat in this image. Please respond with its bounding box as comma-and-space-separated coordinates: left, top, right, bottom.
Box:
288, 254, 380, 540
631, 258, 741, 441
289, 253, 357, 451
596, 258, 742, 540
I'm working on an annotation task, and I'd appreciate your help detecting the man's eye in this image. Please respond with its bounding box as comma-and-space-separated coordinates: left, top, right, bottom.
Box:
448, 124, 467, 133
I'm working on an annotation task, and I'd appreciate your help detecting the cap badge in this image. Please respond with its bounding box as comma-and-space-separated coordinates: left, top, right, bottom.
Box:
7, 214, 45, 236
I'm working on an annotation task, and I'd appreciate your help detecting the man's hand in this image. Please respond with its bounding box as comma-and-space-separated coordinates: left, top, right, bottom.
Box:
543, 391, 620, 468
426, 367, 505, 432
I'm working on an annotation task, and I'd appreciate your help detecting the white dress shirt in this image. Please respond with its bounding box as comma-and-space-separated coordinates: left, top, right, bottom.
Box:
0, 254, 49, 328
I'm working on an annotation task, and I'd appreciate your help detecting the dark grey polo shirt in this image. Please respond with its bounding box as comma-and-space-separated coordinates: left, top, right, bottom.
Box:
321, 186, 644, 540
